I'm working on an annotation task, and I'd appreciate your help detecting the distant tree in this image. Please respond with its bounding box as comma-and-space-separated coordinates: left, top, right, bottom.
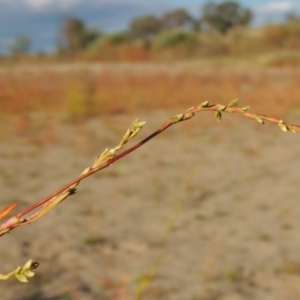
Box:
100, 32, 130, 46
192, 19, 202, 32
62, 18, 85, 51
201, 1, 252, 34
60, 17, 99, 52
8, 34, 31, 56
161, 8, 193, 30
129, 15, 162, 40
285, 13, 300, 23
153, 29, 195, 49
81, 29, 99, 48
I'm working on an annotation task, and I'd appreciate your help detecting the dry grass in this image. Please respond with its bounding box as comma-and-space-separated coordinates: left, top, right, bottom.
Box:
0, 63, 300, 125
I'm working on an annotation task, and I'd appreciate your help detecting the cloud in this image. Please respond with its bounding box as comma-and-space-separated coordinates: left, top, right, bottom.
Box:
256, 1, 297, 13
251, 0, 300, 24
24, 0, 83, 11
19, 0, 170, 13
25, 0, 55, 10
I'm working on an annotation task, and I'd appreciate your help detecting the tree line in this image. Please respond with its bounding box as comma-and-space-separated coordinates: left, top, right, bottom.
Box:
6, 1, 300, 56
6, 1, 253, 55
60, 1, 252, 53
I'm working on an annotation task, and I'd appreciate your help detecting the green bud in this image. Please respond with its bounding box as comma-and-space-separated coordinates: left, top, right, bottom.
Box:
241, 106, 250, 113
287, 126, 296, 133
171, 114, 184, 123
215, 104, 226, 111
200, 101, 209, 107
278, 121, 288, 132
254, 115, 264, 124
228, 98, 239, 107
214, 111, 222, 122
133, 118, 146, 129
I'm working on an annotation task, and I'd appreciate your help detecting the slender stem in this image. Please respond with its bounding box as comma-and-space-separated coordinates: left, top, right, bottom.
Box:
16, 166, 102, 218
16, 120, 172, 218
7, 103, 300, 225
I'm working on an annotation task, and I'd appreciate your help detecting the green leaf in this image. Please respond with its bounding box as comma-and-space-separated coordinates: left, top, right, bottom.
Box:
215, 104, 226, 111
22, 260, 33, 270
200, 101, 209, 107
186, 106, 194, 112
241, 106, 250, 113
171, 114, 184, 123
133, 118, 146, 129
278, 121, 288, 132
254, 115, 264, 124
214, 111, 222, 122
228, 98, 239, 107
287, 126, 296, 133
15, 273, 28, 283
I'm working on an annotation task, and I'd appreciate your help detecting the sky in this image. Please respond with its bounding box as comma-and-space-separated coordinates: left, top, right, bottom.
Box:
0, 0, 299, 54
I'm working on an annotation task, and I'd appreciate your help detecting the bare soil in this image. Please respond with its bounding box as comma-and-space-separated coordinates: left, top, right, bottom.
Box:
1, 106, 300, 300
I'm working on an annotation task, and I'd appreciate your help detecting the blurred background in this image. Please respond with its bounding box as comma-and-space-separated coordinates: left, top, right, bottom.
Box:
0, 0, 300, 119
1, 1, 300, 299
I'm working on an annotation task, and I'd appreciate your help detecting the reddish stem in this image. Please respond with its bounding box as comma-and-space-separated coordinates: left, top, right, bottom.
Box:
16, 120, 172, 218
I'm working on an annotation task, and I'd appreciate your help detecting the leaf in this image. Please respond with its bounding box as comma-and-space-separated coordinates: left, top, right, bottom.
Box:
15, 273, 28, 283
25, 192, 70, 224
22, 260, 33, 271
215, 104, 226, 111
171, 114, 184, 123
0, 259, 38, 282
186, 106, 194, 112
228, 98, 239, 107
278, 121, 288, 132
0, 203, 17, 220
287, 126, 296, 133
254, 115, 264, 124
200, 101, 209, 107
241, 106, 250, 113
214, 111, 222, 122
133, 118, 146, 130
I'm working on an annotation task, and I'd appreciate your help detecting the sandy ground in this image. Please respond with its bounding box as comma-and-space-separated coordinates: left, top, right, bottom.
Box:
1, 106, 300, 300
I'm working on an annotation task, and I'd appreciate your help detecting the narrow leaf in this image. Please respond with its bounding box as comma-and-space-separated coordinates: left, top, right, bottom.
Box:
228, 98, 239, 107
254, 115, 264, 124
214, 111, 222, 122
215, 104, 226, 111
241, 106, 250, 113
278, 122, 288, 132
171, 114, 184, 123
200, 101, 209, 107
15, 273, 28, 283
186, 106, 194, 112
25, 192, 70, 224
287, 126, 296, 133
22, 260, 33, 270
0, 203, 17, 220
